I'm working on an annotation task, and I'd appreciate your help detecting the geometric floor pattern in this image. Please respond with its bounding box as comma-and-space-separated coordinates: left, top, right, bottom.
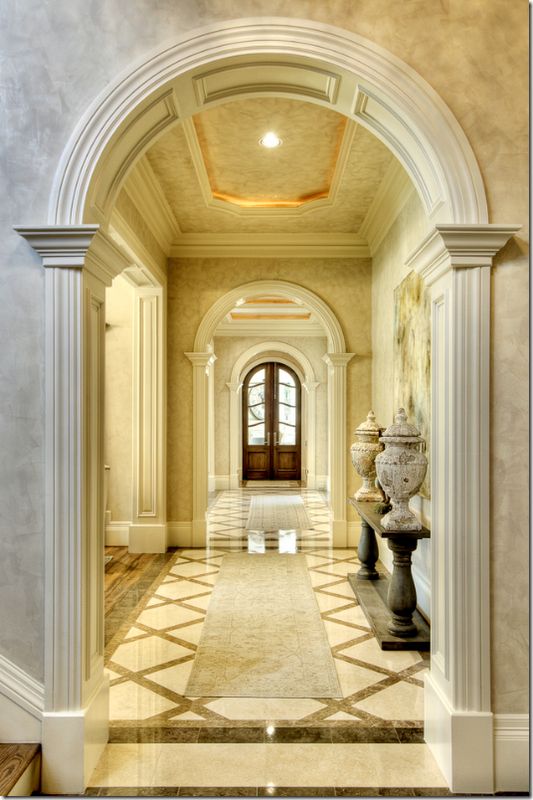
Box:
106, 488, 428, 730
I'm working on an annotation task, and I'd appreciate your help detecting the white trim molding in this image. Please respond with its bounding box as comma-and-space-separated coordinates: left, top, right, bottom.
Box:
408, 223, 520, 794
14, 225, 130, 794
167, 521, 193, 548
105, 522, 130, 546
49, 19, 487, 228
0, 654, 44, 743
493, 714, 530, 793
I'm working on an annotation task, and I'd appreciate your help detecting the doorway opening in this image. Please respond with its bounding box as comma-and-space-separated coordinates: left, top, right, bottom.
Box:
243, 362, 301, 482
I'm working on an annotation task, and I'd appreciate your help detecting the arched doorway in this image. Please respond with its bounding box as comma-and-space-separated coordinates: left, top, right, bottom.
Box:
243, 362, 301, 482
14, 17, 518, 795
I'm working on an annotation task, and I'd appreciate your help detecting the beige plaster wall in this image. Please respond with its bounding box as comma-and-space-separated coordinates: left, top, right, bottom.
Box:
167, 257, 372, 522
1, 0, 527, 708
104, 275, 134, 523
212, 335, 328, 481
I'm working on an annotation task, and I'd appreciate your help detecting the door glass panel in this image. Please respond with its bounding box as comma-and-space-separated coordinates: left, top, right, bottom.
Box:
248, 421, 266, 445
279, 422, 296, 445
249, 368, 265, 386
278, 368, 294, 386
279, 403, 296, 425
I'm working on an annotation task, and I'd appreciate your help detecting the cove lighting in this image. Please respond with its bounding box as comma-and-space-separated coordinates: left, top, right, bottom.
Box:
259, 131, 282, 148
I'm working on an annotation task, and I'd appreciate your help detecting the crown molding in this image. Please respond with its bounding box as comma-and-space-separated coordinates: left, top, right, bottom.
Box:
407, 224, 522, 286
124, 156, 181, 253
215, 319, 326, 337
14, 225, 100, 267
170, 232, 370, 258
359, 159, 414, 255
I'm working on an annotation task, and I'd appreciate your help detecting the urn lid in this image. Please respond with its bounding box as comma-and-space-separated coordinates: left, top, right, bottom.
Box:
380, 408, 423, 443
355, 410, 382, 436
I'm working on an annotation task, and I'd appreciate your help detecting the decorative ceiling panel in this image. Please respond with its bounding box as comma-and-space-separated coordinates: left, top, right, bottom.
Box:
145, 98, 394, 234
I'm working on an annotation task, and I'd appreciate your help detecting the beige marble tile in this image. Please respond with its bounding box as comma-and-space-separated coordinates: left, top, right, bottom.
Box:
314, 561, 359, 577
322, 620, 367, 647
204, 697, 326, 721
179, 549, 225, 559
109, 681, 177, 720
109, 636, 192, 672
183, 593, 211, 611
327, 605, 371, 627
324, 710, 361, 721
314, 592, 353, 612
136, 603, 203, 630
340, 637, 422, 671
154, 580, 212, 601
123, 626, 150, 640
309, 570, 338, 587
305, 554, 331, 566
170, 562, 220, 578
147, 660, 193, 696
353, 680, 424, 721
333, 657, 384, 697
105, 668, 122, 681
169, 710, 206, 720
90, 743, 161, 787
191, 573, 218, 585
168, 621, 204, 645
154, 743, 267, 786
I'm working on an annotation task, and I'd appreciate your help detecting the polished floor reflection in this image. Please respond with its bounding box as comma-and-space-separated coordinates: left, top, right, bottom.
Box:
88, 488, 446, 795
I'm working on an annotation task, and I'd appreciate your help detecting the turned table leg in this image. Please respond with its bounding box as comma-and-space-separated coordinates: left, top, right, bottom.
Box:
386, 537, 418, 636
357, 519, 379, 580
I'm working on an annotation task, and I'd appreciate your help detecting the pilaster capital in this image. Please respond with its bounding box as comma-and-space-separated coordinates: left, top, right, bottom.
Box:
323, 352, 355, 369
226, 381, 242, 393
407, 224, 521, 286
185, 351, 217, 369
14, 224, 132, 285
302, 380, 320, 393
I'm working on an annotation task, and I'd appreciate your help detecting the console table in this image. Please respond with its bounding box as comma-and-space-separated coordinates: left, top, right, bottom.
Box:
348, 498, 430, 651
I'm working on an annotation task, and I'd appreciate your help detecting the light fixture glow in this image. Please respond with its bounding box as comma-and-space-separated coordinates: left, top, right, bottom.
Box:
259, 131, 282, 148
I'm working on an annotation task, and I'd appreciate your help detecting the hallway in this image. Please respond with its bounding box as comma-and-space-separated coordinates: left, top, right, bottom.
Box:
87, 489, 447, 795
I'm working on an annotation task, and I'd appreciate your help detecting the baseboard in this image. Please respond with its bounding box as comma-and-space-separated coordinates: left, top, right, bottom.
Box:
128, 523, 167, 553
215, 475, 230, 490
105, 521, 130, 546
424, 672, 494, 794
0, 654, 43, 742
494, 714, 530, 792
167, 521, 193, 547
208, 474, 216, 493
41, 674, 109, 794
346, 520, 361, 547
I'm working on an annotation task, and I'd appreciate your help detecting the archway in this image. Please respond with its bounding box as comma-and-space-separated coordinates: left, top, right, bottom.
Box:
14, 17, 519, 795
187, 279, 352, 549
226, 341, 320, 491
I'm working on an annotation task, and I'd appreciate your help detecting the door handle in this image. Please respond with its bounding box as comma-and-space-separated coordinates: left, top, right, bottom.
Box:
267, 432, 270, 446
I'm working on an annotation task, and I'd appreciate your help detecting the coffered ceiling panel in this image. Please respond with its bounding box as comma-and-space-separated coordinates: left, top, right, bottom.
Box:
192, 98, 346, 207
145, 97, 394, 235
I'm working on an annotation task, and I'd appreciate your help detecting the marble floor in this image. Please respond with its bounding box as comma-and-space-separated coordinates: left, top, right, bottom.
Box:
88, 487, 451, 796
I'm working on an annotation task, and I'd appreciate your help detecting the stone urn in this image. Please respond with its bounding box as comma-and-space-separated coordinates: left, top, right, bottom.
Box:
375, 408, 427, 531
350, 410, 385, 502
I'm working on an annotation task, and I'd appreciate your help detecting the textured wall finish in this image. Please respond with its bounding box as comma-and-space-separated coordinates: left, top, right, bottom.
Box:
0, 0, 527, 715
167, 257, 372, 522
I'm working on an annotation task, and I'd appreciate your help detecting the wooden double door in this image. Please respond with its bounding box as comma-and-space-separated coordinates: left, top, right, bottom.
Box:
243, 362, 301, 481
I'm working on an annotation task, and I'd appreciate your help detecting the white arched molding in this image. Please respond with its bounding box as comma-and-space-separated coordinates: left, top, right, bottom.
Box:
13, 226, 130, 794
190, 282, 352, 545
223, 341, 320, 491
406, 223, 520, 794
49, 19, 487, 228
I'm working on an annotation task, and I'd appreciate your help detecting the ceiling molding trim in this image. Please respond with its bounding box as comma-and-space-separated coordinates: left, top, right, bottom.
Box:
192, 61, 340, 106
169, 233, 370, 259
215, 320, 326, 337
124, 157, 181, 252
326, 119, 358, 206
359, 160, 415, 255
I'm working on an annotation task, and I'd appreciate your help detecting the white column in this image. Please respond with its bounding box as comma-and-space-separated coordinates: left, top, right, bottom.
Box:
129, 287, 167, 553
185, 351, 216, 546
207, 358, 216, 494
323, 352, 354, 546
15, 226, 130, 794
407, 223, 520, 794
227, 380, 242, 489
302, 380, 319, 489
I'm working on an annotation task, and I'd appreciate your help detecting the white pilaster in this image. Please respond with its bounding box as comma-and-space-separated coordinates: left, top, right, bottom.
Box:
302, 380, 319, 489
129, 287, 167, 553
407, 223, 520, 794
185, 351, 216, 546
226, 380, 242, 489
323, 353, 354, 546
15, 226, 130, 794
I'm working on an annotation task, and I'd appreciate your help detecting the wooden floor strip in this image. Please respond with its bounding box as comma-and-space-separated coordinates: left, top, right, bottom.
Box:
0, 743, 40, 797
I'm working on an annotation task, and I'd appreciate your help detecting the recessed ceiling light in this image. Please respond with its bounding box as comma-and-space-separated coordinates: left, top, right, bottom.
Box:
259, 131, 282, 148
